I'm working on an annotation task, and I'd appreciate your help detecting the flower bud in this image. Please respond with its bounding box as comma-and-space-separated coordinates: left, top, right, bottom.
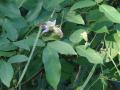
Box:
80, 31, 88, 42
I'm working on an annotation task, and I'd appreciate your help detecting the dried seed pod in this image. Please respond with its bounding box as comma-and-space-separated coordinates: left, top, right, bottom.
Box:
53, 26, 63, 38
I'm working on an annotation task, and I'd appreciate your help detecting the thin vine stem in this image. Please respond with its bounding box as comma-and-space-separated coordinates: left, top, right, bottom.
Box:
74, 66, 81, 83
86, 76, 100, 90
80, 64, 97, 90
108, 54, 120, 76
89, 33, 97, 46
16, 27, 42, 87
18, 66, 21, 90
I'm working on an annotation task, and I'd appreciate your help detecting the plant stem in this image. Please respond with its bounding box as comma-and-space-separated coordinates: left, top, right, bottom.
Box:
108, 54, 120, 76
18, 66, 21, 90
16, 27, 42, 87
80, 64, 97, 90
86, 76, 100, 90
74, 66, 81, 83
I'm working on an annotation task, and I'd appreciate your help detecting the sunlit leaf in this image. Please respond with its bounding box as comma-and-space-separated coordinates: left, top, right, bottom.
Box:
70, 0, 96, 10
69, 29, 86, 44
76, 45, 103, 64
65, 11, 84, 25
99, 4, 120, 23
48, 41, 77, 55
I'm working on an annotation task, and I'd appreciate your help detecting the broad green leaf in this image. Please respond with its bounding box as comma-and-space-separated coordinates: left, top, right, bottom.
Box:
65, 11, 84, 25
0, 2, 21, 18
99, 4, 120, 23
22, 0, 39, 9
94, 26, 109, 33
0, 51, 16, 57
8, 55, 28, 63
13, 38, 45, 51
70, 0, 96, 10
90, 17, 113, 32
30, 9, 52, 25
2, 19, 18, 41
26, 1, 43, 22
76, 45, 103, 64
42, 47, 61, 89
86, 9, 103, 21
0, 37, 17, 51
0, 61, 14, 87
95, 0, 103, 3
13, 41, 29, 51
69, 29, 86, 44
10, 17, 28, 33
0, 43, 17, 51
48, 41, 77, 55
43, 0, 65, 10
10, 17, 28, 37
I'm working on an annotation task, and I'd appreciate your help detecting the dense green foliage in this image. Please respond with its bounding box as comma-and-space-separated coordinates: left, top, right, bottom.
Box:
0, 0, 120, 90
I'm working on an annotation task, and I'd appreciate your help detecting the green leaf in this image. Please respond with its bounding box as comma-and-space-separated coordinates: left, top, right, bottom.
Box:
0, 43, 17, 51
10, 17, 28, 33
0, 51, 16, 57
90, 17, 113, 32
86, 9, 103, 21
0, 2, 21, 18
76, 45, 103, 64
22, 0, 38, 9
10, 18, 28, 38
0, 61, 14, 87
2, 19, 18, 41
8, 55, 28, 63
94, 26, 109, 33
26, 1, 43, 22
70, 0, 96, 10
13, 41, 30, 51
48, 41, 77, 55
95, 0, 103, 3
30, 9, 52, 25
13, 38, 45, 51
99, 4, 120, 23
69, 29, 86, 44
65, 11, 84, 24
0, 37, 17, 51
43, 0, 65, 10
42, 46, 61, 89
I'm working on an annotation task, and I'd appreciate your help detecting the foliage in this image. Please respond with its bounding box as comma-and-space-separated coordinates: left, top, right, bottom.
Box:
0, 0, 120, 90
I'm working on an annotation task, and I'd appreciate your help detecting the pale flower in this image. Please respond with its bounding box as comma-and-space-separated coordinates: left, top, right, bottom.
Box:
80, 31, 88, 42
42, 20, 63, 38
46, 20, 56, 28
